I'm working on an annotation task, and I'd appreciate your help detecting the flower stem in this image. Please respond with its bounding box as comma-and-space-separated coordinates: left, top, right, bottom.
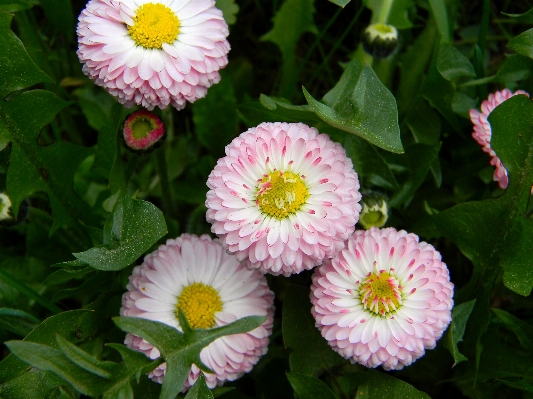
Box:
375, 0, 394, 25
154, 147, 175, 217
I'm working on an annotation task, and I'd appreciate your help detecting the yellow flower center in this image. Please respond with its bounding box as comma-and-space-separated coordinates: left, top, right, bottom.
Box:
128, 2, 180, 49
359, 271, 402, 316
175, 283, 223, 329
256, 171, 309, 220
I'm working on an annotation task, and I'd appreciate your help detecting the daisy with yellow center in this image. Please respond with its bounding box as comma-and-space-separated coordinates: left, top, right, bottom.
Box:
311, 227, 454, 371
121, 234, 275, 391
206, 122, 362, 276
77, 0, 230, 110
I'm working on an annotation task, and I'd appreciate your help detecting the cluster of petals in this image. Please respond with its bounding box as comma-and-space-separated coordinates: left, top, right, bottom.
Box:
206, 122, 362, 276
310, 227, 454, 370
123, 109, 165, 152
469, 89, 529, 189
120, 234, 275, 390
77, 0, 230, 110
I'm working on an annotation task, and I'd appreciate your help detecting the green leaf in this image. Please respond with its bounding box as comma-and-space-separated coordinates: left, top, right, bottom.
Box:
286, 372, 337, 399
433, 95, 533, 375
73, 85, 117, 132
0, 308, 39, 337
508, 28, 533, 60
343, 134, 398, 190
5, 338, 157, 397
303, 61, 403, 153
260, 0, 317, 97
0, 0, 35, 12
503, 8, 533, 24
114, 311, 266, 399
421, 43, 461, 133
388, 143, 441, 207
185, 374, 214, 399
496, 54, 533, 84
436, 43, 476, 81
428, 0, 450, 42
73, 193, 167, 271
238, 96, 320, 126
367, 0, 413, 29
1, 90, 92, 232
39, 0, 74, 41
444, 299, 476, 366
492, 308, 533, 350
0, 310, 105, 398
283, 285, 346, 376
192, 73, 238, 157
0, 11, 52, 98
354, 371, 431, 399
215, 0, 238, 25
328, 0, 350, 6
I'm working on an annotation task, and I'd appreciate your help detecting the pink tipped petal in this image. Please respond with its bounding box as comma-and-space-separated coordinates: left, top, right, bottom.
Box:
120, 234, 274, 392
310, 227, 454, 370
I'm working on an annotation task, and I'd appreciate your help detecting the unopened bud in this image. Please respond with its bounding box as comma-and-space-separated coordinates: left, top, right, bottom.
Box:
362, 23, 399, 59
122, 110, 165, 154
358, 192, 389, 229
0, 194, 29, 227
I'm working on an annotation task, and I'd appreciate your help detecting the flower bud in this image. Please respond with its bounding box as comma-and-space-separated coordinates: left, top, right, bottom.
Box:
0, 194, 29, 227
358, 192, 388, 229
362, 23, 399, 59
122, 110, 165, 154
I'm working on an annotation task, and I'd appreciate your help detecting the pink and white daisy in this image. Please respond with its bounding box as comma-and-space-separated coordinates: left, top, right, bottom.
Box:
120, 234, 274, 390
310, 227, 453, 371
205, 122, 362, 276
469, 89, 529, 189
77, 0, 230, 110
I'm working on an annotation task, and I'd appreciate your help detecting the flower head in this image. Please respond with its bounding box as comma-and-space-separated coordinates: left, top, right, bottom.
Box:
120, 234, 274, 390
310, 227, 453, 370
469, 89, 529, 189
362, 23, 399, 59
0, 193, 12, 222
206, 122, 362, 276
77, 0, 230, 110
123, 110, 165, 153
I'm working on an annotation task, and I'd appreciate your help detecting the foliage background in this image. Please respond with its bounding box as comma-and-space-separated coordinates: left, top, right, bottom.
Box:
0, 0, 533, 397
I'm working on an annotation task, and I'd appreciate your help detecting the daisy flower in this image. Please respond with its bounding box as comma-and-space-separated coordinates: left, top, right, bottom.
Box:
310, 227, 453, 371
120, 234, 275, 390
77, 0, 230, 110
205, 122, 362, 276
469, 89, 529, 189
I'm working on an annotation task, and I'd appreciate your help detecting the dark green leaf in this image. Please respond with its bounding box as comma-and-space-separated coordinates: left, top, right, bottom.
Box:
114, 312, 265, 399
73, 85, 117, 132
0, 11, 52, 98
238, 96, 320, 126
215, 0, 238, 25
1, 90, 92, 233
39, 0, 74, 41
508, 28, 533, 59
405, 98, 441, 145
434, 95, 533, 376
0, 0, 35, 12
343, 134, 398, 190
503, 8, 533, 24
185, 374, 214, 399
427, 0, 450, 42
436, 43, 476, 81
55, 335, 112, 379
286, 372, 337, 399
260, 0, 317, 97
73, 193, 167, 271
444, 299, 476, 366
492, 308, 533, 350
496, 54, 533, 84
304, 61, 403, 153
354, 371, 431, 399
283, 285, 346, 376
421, 43, 461, 133
192, 73, 238, 157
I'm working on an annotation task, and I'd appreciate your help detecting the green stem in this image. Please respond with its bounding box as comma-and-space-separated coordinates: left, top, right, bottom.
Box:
375, 0, 394, 24
154, 147, 175, 217
0, 269, 63, 314
162, 107, 175, 142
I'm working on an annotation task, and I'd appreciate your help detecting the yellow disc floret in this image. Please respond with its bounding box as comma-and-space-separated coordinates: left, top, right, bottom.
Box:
359, 271, 402, 316
128, 3, 180, 49
256, 171, 309, 220
176, 282, 223, 329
